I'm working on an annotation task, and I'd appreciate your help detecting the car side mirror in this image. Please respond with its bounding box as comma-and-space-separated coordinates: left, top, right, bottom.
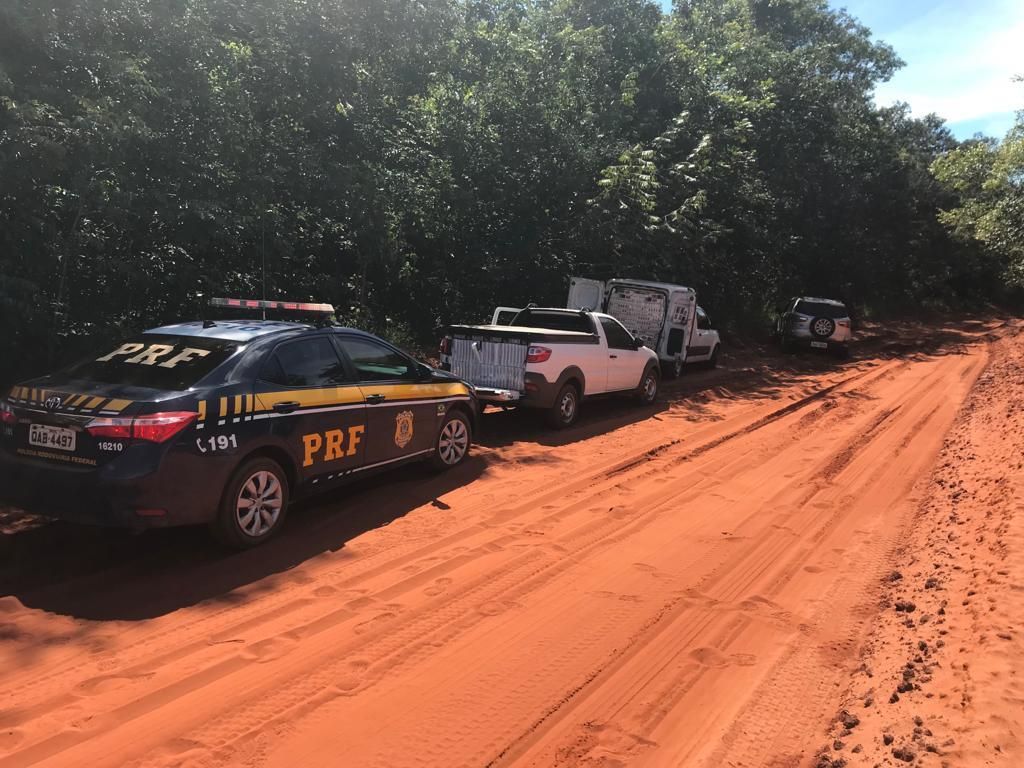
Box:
632, 337, 643, 350
417, 363, 433, 381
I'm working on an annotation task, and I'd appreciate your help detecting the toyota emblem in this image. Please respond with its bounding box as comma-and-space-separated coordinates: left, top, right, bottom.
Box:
44, 396, 62, 411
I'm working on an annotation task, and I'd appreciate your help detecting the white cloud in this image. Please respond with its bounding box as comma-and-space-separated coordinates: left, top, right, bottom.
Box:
869, 0, 1023, 126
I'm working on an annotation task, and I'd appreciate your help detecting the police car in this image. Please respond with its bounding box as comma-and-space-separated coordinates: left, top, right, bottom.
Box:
0, 299, 477, 547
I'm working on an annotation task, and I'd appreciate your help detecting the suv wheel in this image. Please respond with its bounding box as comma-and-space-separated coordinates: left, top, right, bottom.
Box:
546, 382, 580, 429
213, 457, 290, 548
811, 317, 836, 338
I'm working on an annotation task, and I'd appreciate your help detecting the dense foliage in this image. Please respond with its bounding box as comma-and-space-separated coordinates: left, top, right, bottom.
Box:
0, 0, 1018, 381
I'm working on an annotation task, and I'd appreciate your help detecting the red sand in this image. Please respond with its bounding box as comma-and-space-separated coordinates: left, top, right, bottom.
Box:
0, 318, 1018, 768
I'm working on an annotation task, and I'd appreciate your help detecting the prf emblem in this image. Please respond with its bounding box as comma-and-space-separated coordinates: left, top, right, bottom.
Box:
394, 410, 414, 448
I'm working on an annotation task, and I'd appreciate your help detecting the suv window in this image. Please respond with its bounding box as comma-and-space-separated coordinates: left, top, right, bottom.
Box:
510, 310, 593, 334
600, 317, 636, 350
262, 337, 350, 387
696, 308, 712, 330
64, 334, 238, 391
794, 300, 848, 319
337, 337, 418, 382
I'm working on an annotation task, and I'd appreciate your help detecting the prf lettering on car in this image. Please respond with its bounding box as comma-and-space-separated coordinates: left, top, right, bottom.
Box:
302, 426, 365, 467
95, 343, 211, 368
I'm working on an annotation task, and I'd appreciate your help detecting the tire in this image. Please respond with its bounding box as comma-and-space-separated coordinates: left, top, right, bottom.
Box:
430, 409, 472, 471
546, 382, 580, 429
811, 317, 836, 339
636, 366, 659, 405
211, 457, 289, 548
670, 357, 684, 379
707, 345, 720, 369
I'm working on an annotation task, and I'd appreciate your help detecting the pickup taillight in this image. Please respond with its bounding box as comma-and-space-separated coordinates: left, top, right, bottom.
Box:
837, 319, 851, 328
0, 400, 15, 425
526, 346, 552, 364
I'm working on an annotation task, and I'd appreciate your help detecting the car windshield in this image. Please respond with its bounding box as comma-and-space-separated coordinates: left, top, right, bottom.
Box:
509, 310, 593, 333
62, 334, 239, 390
795, 300, 848, 319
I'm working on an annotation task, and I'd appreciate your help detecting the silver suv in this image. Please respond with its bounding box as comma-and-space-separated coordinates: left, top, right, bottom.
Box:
776, 297, 852, 357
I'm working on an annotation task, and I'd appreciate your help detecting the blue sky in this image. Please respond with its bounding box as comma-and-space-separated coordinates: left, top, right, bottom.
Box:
830, 0, 1022, 139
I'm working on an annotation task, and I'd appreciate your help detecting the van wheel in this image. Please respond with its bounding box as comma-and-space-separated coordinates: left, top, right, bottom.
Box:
707, 345, 720, 369
212, 457, 289, 548
546, 383, 579, 429
671, 357, 684, 379
636, 366, 659, 405
430, 409, 472, 471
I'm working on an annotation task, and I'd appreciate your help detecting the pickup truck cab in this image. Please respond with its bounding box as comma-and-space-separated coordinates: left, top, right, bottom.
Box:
567, 277, 721, 378
440, 307, 659, 428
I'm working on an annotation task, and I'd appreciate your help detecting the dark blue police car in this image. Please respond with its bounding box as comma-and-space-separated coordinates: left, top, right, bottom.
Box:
0, 299, 477, 547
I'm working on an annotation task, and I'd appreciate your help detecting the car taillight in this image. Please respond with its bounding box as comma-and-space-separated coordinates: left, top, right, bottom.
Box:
86, 411, 197, 443
526, 346, 552, 364
0, 401, 15, 425
837, 319, 850, 328
439, 336, 451, 355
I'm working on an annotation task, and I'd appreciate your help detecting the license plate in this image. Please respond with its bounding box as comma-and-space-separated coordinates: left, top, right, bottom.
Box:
29, 424, 77, 452
810, 341, 828, 349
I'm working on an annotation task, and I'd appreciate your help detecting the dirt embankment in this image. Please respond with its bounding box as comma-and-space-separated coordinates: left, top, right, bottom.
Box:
815, 324, 1024, 768
0, 318, 1018, 768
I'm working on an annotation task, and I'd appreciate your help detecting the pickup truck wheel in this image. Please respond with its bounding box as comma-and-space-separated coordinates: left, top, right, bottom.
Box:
636, 367, 659, 405
546, 383, 579, 429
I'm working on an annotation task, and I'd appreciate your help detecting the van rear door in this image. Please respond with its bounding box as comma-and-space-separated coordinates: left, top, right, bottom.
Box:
567, 278, 605, 312
666, 291, 697, 362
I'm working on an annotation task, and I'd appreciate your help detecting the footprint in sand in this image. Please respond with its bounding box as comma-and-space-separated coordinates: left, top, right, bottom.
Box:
241, 632, 301, 662
314, 585, 338, 597
424, 577, 453, 597
75, 674, 151, 696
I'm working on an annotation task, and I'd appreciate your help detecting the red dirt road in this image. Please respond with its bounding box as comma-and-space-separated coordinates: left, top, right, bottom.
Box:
0, 319, 1017, 768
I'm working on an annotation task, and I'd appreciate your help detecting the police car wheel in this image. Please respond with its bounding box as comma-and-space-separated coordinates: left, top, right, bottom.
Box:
213, 457, 290, 548
431, 411, 472, 470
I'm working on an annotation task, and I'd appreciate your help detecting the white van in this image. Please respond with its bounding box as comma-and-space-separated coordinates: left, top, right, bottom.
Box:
562, 277, 720, 378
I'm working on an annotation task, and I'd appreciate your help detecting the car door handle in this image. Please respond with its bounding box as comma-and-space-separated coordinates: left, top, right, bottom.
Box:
366, 394, 386, 404
609, 354, 618, 359
272, 401, 300, 414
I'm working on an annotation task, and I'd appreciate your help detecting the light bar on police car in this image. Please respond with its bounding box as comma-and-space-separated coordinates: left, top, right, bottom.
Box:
210, 297, 335, 314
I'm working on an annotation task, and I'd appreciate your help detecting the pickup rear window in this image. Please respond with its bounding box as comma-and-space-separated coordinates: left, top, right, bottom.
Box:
510, 310, 593, 334
62, 335, 239, 390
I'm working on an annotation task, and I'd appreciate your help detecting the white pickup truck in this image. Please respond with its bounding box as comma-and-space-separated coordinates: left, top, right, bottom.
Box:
439, 307, 660, 428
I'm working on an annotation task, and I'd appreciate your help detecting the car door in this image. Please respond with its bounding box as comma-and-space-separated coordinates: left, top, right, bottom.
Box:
599, 316, 645, 391
567, 277, 605, 312
254, 335, 367, 489
687, 308, 714, 360
334, 335, 438, 468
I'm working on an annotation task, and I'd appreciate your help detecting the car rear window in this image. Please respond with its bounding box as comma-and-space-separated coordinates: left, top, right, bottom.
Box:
62, 335, 239, 390
795, 301, 849, 319
510, 310, 593, 333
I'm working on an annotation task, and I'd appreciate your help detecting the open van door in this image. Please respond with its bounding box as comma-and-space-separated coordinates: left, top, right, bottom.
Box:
567, 277, 605, 312
491, 306, 521, 325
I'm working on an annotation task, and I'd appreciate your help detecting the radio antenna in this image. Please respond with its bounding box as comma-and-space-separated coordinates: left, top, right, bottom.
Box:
260, 210, 267, 320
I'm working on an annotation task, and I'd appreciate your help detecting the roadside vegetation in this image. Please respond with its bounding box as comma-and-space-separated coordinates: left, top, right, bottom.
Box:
1, 0, 1021, 382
